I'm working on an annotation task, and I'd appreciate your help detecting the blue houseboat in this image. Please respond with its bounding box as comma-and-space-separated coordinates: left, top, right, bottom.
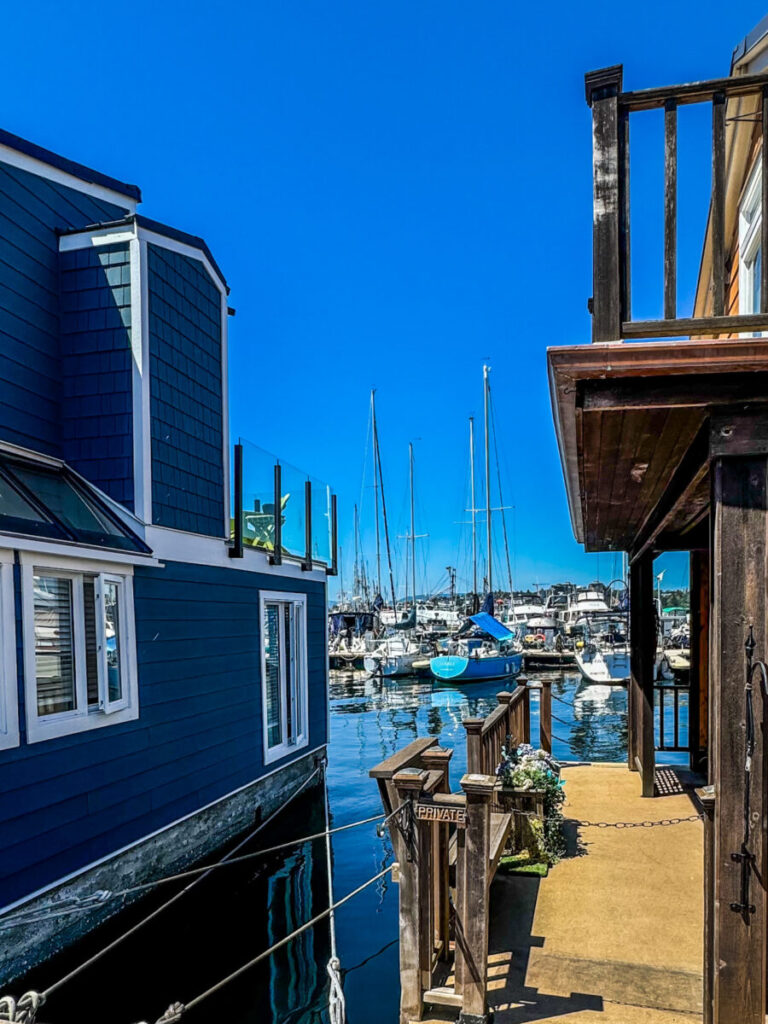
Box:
0, 128, 336, 982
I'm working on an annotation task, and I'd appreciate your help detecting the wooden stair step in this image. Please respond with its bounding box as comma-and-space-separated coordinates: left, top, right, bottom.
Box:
423, 986, 463, 1009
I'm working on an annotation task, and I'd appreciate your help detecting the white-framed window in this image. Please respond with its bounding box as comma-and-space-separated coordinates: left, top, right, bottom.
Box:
21, 554, 138, 743
259, 591, 308, 765
0, 550, 19, 751
740, 157, 763, 320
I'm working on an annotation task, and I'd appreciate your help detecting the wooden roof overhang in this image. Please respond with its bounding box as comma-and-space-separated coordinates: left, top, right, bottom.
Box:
548, 337, 768, 557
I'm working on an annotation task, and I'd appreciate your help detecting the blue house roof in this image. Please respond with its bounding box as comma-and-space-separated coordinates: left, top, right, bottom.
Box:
59, 214, 228, 291
0, 126, 141, 202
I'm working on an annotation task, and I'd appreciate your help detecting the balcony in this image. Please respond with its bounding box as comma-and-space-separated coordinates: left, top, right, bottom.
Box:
229, 437, 337, 572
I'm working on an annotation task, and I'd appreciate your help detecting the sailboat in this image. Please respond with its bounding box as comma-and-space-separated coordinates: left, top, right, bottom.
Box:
364, 442, 433, 677
430, 366, 523, 684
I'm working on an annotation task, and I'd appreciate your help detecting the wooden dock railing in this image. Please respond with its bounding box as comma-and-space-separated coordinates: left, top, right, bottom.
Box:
369, 678, 552, 1024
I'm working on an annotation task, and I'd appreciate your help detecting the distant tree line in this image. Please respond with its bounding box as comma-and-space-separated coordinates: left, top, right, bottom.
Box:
660, 588, 689, 610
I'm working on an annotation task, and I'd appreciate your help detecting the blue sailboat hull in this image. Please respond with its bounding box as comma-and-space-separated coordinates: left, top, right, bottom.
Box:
429, 651, 523, 683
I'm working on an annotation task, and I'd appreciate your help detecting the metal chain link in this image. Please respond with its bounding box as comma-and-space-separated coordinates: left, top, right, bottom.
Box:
505, 806, 703, 828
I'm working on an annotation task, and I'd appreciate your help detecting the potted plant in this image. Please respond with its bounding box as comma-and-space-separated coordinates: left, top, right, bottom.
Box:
496, 743, 566, 866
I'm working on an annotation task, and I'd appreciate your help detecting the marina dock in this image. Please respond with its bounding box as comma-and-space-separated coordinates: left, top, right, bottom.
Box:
479, 763, 702, 1023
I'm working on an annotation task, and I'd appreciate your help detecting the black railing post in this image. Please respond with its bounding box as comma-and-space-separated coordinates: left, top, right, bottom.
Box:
302, 480, 312, 571
269, 463, 282, 566
586, 64, 624, 343
229, 442, 243, 559
328, 493, 338, 576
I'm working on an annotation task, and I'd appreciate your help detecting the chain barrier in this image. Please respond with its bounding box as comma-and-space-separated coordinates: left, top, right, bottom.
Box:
505, 805, 703, 828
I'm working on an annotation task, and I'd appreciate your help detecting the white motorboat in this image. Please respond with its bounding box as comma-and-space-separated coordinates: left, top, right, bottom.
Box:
364, 635, 433, 677
575, 643, 630, 685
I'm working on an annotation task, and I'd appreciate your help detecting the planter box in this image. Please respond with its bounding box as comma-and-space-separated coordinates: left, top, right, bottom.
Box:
497, 785, 546, 855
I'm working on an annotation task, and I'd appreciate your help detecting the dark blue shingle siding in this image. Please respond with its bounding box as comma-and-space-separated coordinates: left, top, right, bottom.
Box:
0, 560, 327, 907
148, 244, 224, 536
0, 160, 129, 455
60, 243, 134, 508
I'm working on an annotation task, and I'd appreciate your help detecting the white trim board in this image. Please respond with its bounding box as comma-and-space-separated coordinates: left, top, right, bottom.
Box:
0, 551, 19, 751
0, 143, 137, 213
0, 744, 326, 918
143, 525, 327, 582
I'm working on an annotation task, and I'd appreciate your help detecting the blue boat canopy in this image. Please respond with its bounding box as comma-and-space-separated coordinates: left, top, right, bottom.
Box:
468, 612, 513, 640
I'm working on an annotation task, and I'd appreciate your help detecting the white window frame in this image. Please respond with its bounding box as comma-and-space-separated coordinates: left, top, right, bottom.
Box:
740, 156, 763, 321
0, 550, 19, 750
21, 553, 138, 743
259, 591, 308, 765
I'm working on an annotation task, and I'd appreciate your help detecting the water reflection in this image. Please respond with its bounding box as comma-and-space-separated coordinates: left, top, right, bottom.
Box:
21, 671, 688, 1024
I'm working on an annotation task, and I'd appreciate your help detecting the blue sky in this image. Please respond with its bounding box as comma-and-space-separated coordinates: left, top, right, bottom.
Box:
2, 0, 761, 597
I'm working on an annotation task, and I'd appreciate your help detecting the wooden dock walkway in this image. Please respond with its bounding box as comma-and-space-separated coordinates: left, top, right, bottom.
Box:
426, 762, 703, 1023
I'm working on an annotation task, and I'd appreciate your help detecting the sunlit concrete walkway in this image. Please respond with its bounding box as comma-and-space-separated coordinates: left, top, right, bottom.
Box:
484, 762, 704, 1023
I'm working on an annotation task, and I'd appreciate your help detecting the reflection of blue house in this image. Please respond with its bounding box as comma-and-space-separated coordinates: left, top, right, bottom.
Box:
0, 128, 335, 981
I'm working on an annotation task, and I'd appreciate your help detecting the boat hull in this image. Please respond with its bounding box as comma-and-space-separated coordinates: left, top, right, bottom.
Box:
429, 652, 523, 683
575, 649, 630, 685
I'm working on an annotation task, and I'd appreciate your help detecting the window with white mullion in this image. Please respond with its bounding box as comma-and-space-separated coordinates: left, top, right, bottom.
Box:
261, 592, 308, 764
739, 157, 764, 327
102, 574, 127, 713
24, 560, 138, 742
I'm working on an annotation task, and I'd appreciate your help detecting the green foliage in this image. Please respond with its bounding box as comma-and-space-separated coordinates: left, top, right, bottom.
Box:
497, 743, 567, 864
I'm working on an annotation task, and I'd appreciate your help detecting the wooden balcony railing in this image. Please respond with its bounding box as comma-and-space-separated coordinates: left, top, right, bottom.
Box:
587, 63, 768, 341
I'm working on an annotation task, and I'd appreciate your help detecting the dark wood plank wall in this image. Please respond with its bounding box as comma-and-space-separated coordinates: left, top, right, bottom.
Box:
0, 559, 327, 908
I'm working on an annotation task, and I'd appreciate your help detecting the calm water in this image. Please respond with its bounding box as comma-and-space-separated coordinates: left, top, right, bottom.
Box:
22, 672, 688, 1024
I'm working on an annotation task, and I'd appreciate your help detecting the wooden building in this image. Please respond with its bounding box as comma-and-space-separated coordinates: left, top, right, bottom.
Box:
549, 19, 768, 1024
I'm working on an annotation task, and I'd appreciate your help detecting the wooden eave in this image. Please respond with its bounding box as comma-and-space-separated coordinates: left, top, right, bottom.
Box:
548, 337, 768, 552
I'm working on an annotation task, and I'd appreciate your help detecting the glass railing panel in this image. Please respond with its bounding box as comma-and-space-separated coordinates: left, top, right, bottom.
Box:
236, 437, 333, 566
238, 439, 278, 553
277, 458, 306, 560
310, 478, 331, 565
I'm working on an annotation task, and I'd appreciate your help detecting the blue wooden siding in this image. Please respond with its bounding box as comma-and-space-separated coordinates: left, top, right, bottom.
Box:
0, 560, 327, 908
60, 244, 134, 508
148, 245, 224, 536
0, 160, 129, 455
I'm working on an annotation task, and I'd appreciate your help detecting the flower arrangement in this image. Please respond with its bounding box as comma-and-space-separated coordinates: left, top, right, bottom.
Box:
496, 743, 566, 863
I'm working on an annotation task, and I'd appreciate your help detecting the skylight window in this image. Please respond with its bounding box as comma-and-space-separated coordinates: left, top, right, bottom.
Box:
0, 458, 149, 553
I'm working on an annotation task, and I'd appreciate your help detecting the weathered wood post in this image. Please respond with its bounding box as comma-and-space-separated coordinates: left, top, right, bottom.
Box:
421, 746, 453, 962
709, 414, 768, 1024
458, 773, 495, 1024
392, 768, 433, 1024
539, 677, 552, 754
464, 718, 484, 775
629, 550, 655, 796
585, 64, 625, 343
698, 786, 715, 1024
689, 548, 709, 775
496, 690, 513, 747
519, 677, 530, 743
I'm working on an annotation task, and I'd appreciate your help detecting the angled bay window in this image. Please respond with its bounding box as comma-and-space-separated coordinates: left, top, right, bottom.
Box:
23, 557, 138, 742
0, 456, 149, 553
260, 592, 308, 764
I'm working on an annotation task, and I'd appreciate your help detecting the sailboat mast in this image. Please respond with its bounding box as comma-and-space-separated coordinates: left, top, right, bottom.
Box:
374, 409, 398, 611
469, 416, 477, 602
371, 390, 382, 597
484, 365, 492, 596
409, 441, 416, 612
353, 503, 360, 605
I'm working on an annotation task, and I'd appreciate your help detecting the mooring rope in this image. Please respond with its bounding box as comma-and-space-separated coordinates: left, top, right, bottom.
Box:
134, 866, 394, 1024
0, 764, 326, 1021
0, 804, 391, 930
323, 768, 346, 1024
